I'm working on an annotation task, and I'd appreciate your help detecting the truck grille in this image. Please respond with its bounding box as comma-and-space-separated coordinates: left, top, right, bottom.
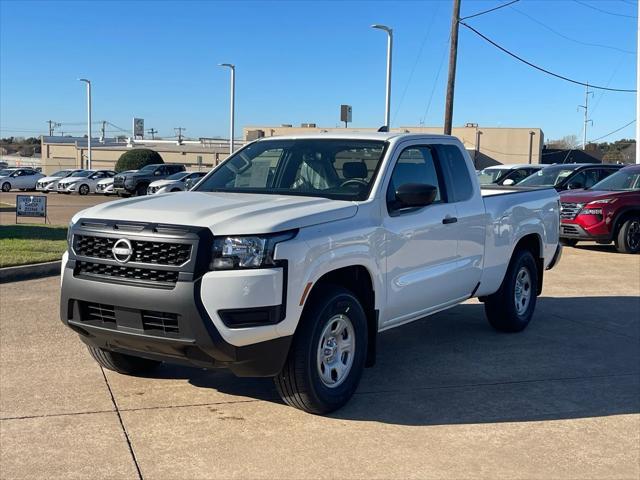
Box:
142, 310, 180, 336
113, 176, 125, 188
560, 202, 582, 220
80, 302, 116, 327
75, 235, 192, 266
75, 261, 179, 287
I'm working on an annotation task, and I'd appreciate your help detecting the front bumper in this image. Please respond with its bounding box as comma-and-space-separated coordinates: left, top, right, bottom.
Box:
560, 222, 610, 241
59, 222, 292, 377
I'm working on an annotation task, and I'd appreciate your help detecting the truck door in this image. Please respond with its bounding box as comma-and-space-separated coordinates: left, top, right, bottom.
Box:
382, 144, 461, 327
436, 143, 485, 298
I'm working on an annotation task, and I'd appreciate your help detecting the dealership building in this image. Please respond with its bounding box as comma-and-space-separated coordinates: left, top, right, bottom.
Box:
40, 124, 543, 174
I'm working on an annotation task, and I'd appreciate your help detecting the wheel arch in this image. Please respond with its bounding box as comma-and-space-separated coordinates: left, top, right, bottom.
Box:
612, 207, 640, 238
513, 233, 544, 295
303, 265, 377, 367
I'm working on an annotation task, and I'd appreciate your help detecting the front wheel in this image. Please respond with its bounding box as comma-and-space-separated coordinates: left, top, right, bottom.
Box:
484, 249, 538, 333
615, 217, 640, 254
1, 182, 11, 192
78, 184, 90, 196
135, 184, 147, 196
274, 285, 367, 414
87, 345, 161, 375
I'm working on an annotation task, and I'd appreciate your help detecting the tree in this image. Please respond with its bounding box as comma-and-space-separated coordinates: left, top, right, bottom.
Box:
547, 135, 580, 149
115, 149, 163, 172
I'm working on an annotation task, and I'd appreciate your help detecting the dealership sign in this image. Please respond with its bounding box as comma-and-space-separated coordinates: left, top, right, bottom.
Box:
133, 117, 144, 138
16, 195, 47, 221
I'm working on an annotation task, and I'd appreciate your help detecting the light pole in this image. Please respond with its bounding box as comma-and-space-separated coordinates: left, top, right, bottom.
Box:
78, 78, 92, 169
219, 63, 235, 155
371, 24, 393, 129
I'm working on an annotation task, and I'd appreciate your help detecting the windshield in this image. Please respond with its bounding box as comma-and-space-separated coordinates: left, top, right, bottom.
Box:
69, 171, 92, 178
195, 139, 387, 200
477, 168, 509, 185
167, 172, 188, 181
590, 169, 640, 191
518, 166, 576, 187
139, 164, 158, 172
51, 170, 71, 177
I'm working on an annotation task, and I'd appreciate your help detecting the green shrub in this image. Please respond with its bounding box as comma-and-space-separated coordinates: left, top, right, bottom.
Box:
115, 149, 163, 172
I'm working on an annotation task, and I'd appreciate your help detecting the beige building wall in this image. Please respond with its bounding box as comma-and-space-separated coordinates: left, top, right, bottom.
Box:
40, 138, 232, 175
243, 125, 544, 167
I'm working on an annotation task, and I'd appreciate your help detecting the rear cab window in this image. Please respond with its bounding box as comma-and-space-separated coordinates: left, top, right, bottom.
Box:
436, 144, 474, 202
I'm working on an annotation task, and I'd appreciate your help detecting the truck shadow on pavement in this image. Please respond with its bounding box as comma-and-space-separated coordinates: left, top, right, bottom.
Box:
167, 296, 640, 425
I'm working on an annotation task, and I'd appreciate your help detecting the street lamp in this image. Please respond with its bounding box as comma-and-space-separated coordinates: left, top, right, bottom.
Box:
371, 24, 393, 129
218, 63, 235, 155
78, 78, 92, 169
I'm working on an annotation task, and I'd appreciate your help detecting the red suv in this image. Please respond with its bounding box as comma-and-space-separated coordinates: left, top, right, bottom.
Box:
559, 164, 640, 253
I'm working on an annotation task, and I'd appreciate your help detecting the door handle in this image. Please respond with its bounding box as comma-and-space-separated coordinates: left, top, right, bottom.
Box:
442, 216, 458, 225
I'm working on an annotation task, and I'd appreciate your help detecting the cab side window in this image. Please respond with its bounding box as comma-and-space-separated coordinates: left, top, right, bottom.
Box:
387, 146, 445, 211
437, 145, 474, 202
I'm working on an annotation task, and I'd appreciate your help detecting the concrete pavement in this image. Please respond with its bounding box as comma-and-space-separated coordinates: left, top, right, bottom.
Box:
1, 246, 638, 479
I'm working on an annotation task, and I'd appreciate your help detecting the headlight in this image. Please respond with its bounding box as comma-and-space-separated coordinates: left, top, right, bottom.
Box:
586, 198, 615, 205
67, 218, 76, 246
210, 231, 296, 270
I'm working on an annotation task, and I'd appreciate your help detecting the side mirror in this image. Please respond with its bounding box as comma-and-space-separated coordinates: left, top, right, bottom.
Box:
567, 181, 583, 190
394, 183, 438, 209
502, 178, 515, 186
154, 170, 162, 176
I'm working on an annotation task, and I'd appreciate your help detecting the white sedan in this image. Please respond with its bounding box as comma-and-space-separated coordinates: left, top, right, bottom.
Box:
147, 171, 207, 194
0, 168, 44, 192
37, 169, 86, 192
95, 170, 137, 195
57, 170, 116, 195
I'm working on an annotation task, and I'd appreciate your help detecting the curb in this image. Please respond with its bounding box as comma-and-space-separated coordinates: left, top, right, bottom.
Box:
0, 260, 61, 283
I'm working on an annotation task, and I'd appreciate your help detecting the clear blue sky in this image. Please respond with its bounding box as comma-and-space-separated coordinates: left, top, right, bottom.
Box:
0, 0, 636, 142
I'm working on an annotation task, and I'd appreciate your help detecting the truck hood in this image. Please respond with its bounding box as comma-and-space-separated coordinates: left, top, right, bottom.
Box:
73, 192, 358, 235
560, 189, 631, 204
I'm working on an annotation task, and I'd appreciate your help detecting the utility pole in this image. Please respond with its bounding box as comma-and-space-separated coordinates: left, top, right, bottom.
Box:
578, 83, 593, 149
174, 127, 185, 144
47, 120, 57, 136
147, 128, 158, 140
636, 6, 639, 164
443, 0, 461, 135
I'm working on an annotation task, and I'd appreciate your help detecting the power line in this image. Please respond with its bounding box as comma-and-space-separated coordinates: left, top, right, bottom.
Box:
572, 0, 636, 19
420, 41, 448, 125
460, 0, 520, 20
459, 21, 637, 92
510, 6, 635, 55
589, 120, 636, 143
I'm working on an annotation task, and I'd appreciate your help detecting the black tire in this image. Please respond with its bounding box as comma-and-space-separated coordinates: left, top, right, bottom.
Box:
170, 188, 181, 192
560, 238, 578, 247
1, 182, 11, 192
135, 184, 147, 196
274, 285, 367, 414
78, 184, 90, 196
484, 248, 538, 333
87, 345, 161, 375
615, 216, 640, 254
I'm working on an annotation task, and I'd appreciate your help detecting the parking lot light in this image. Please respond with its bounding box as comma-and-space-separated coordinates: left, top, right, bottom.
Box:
218, 64, 235, 155
371, 24, 393, 129
77, 78, 92, 170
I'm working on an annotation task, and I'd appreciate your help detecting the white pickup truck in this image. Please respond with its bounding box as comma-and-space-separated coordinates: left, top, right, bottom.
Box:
60, 133, 562, 413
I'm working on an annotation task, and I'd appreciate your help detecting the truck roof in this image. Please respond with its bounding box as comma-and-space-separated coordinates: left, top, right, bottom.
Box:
254, 132, 455, 142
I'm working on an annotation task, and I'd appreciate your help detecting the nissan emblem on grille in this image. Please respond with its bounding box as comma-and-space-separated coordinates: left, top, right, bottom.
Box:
112, 238, 133, 263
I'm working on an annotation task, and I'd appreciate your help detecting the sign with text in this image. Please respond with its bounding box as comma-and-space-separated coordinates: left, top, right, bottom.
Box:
133, 118, 144, 138
16, 195, 47, 218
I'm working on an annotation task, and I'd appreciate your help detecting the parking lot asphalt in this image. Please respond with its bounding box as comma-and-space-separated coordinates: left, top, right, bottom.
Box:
1, 245, 639, 479
0, 191, 112, 226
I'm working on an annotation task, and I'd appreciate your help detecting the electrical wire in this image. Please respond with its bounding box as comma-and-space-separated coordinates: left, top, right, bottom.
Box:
420, 40, 448, 125
460, 0, 520, 20
588, 120, 636, 142
510, 6, 635, 54
392, 0, 442, 124
572, 0, 636, 19
459, 21, 637, 92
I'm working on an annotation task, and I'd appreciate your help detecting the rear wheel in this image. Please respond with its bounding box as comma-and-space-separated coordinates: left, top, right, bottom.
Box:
274, 285, 367, 414
1, 182, 11, 192
615, 217, 640, 254
87, 345, 161, 375
78, 184, 90, 195
484, 248, 538, 332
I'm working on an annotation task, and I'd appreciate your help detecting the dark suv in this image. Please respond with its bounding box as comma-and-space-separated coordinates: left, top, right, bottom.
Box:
517, 163, 623, 191
113, 163, 185, 196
